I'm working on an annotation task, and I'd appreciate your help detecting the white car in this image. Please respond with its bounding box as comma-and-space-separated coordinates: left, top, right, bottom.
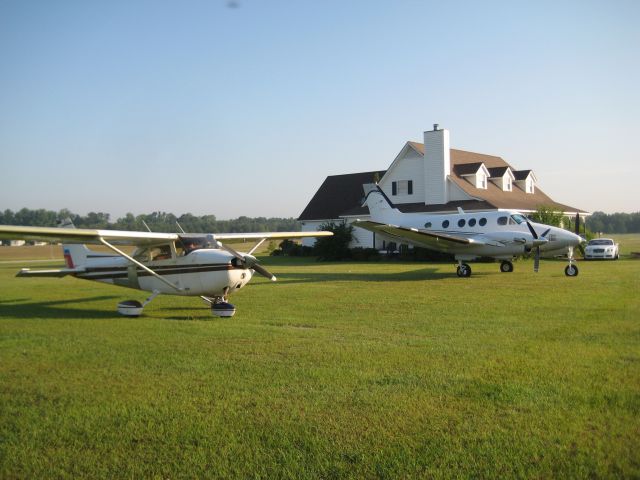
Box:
584, 238, 619, 260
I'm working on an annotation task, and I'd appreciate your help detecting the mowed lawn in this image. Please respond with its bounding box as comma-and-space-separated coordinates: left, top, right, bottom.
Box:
0, 248, 639, 478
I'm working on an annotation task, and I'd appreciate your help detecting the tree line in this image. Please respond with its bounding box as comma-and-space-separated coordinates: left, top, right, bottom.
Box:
0, 208, 300, 233
585, 211, 640, 234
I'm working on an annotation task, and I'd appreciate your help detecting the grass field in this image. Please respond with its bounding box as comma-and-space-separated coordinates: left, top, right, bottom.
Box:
1, 242, 639, 478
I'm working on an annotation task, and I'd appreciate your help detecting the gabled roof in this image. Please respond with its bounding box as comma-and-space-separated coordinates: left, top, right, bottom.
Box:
487, 166, 511, 178
298, 170, 385, 221
454, 162, 485, 176
513, 169, 534, 181
298, 144, 586, 221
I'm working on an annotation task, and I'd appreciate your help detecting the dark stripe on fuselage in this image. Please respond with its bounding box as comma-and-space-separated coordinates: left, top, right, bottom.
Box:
75, 263, 237, 281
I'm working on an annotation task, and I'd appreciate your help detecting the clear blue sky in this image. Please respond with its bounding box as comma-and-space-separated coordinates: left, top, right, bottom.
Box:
1, 0, 638, 219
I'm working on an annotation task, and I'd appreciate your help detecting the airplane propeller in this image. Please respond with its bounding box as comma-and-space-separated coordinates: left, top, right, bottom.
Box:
218, 242, 277, 281
525, 220, 550, 272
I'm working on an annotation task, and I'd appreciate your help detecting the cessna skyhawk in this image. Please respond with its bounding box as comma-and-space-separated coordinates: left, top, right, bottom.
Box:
354, 185, 582, 277
0, 223, 332, 317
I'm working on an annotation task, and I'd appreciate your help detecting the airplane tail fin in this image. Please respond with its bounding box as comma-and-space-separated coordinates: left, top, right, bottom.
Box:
362, 184, 400, 222
58, 218, 92, 268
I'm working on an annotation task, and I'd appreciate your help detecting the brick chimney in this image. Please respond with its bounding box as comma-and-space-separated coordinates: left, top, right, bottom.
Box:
423, 124, 450, 205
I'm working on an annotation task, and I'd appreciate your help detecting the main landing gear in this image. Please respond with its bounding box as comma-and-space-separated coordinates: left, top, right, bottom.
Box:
456, 262, 472, 278
117, 290, 160, 317
500, 260, 514, 273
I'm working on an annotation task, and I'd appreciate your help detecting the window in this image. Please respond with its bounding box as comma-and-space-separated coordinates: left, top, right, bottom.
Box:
479, 175, 487, 189
510, 214, 527, 225
469, 218, 476, 227
506, 177, 512, 191
442, 220, 450, 228
497, 216, 508, 226
479, 218, 487, 226
392, 180, 413, 196
458, 219, 466, 228
424, 222, 432, 228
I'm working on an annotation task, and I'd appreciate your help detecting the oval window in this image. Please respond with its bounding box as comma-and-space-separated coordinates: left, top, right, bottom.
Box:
442, 220, 450, 228
458, 219, 466, 228
424, 222, 432, 228
479, 218, 487, 226
469, 218, 476, 227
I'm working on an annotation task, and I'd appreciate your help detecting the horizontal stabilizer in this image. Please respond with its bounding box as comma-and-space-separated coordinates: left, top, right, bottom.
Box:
17, 267, 85, 278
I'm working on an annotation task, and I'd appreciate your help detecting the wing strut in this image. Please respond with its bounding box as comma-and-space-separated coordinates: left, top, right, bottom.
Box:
98, 238, 183, 292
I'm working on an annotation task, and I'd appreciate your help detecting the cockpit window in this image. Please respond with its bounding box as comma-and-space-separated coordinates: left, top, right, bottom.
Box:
178, 235, 216, 255
510, 214, 527, 225
497, 216, 508, 226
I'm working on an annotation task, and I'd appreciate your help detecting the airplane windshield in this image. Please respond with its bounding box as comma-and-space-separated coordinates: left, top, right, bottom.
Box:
510, 214, 527, 225
178, 235, 216, 255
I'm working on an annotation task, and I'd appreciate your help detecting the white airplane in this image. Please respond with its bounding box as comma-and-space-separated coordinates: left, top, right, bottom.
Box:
0, 223, 332, 317
354, 185, 583, 277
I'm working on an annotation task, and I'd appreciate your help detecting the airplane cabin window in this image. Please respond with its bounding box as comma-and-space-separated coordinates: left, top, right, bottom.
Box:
469, 218, 477, 227
458, 219, 466, 227
424, 222, 432, 228
497, 216, 508, 225
479, 218, 487, 226
442, 220, 450, 228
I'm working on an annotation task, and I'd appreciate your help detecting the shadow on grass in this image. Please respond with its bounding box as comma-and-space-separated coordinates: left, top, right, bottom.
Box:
0, 295, 120, 320
251, 266, 485, 286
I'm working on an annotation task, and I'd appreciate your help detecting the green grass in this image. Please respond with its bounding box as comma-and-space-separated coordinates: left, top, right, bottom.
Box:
1, 248, 639, 478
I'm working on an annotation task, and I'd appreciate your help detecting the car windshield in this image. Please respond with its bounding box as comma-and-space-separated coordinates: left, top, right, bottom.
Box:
588, 239, 613, 246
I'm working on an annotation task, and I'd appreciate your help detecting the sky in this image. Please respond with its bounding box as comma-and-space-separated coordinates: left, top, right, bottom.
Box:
1, 0, 638, 220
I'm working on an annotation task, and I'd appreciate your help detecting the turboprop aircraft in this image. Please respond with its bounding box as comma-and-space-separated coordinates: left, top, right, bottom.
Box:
0, 223, 332, 317
353, 185, 583, 277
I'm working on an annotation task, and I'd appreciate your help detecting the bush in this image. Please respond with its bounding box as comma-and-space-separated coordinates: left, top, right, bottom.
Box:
313, 222, 353, 261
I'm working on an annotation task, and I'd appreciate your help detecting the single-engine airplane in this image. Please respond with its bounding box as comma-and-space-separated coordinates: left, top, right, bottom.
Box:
353, 185, 583, 277
0, 222, 332, 317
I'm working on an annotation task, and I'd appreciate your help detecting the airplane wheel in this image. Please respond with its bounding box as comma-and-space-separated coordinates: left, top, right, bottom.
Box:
565, 264, 579, 277
500, 261, 513, 273
457, 264, 471, 277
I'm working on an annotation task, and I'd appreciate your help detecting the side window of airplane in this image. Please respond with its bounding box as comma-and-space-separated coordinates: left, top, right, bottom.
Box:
479, 218, 487, 227
424, 222, 432, 228
497, 216, 508, 226
458, 219, 466, 228
442, 220, 450, 228
133, 247, 149, 262
469, 218, 477, 227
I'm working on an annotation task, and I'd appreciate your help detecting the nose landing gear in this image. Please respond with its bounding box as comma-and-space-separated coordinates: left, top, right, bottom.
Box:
500, 260, 514, 273
456, 261, 472, 277
564, 247, 579, 277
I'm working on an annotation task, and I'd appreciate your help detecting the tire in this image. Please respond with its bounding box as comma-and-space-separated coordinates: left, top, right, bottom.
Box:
565, 264, 579, 277
500, 261, 513, 273
457, 263, 471, 277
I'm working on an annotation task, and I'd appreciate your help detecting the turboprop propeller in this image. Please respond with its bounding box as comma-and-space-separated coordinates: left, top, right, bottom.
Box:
218, 242, 277, 281
525, 220, 551, 272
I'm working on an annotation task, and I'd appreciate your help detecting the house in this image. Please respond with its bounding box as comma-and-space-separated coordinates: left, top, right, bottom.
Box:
298, 125, 585, 248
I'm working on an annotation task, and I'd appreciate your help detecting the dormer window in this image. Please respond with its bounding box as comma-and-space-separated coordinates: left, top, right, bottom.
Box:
488, 167, 515, 192
506, 177, 512, 191
513, 170, 537, 194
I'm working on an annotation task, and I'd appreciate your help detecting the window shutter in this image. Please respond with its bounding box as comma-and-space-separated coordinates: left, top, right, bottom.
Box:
408, 180, 413, 195
392, 182, 397, 195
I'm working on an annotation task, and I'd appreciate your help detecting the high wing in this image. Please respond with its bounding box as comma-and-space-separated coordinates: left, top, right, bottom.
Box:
0, 226, 332, 246
352, 220, 502, 252
0, 225, 178, 246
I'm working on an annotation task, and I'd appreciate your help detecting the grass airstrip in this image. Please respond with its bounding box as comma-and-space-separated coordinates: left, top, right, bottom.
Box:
1, 236, 639, 478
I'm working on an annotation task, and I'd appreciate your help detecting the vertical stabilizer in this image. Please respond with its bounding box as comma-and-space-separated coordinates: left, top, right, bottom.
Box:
362, 186, 401, 223
58, 218, 92, 268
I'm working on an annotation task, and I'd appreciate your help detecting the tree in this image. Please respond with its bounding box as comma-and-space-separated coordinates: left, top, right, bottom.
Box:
530, 205, 564, 227
313, 222, 353, 260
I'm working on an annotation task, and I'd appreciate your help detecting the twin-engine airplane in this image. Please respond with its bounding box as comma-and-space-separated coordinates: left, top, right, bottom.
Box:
0, 223, 332, 317
354, 186, 583, 277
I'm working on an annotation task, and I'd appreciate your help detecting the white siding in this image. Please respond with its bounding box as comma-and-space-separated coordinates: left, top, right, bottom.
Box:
300, 220, 326, 247
447, 178, 475, 201
349, 219, 375, 248
378, 148, 424, 204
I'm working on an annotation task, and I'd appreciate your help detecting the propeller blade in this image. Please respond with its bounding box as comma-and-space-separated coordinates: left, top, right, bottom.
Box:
526, 220, 539, 239
534, 246, 540, 272
219, 241, 276, 281
541, 228, 551, 238
251, 262, 277, 282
